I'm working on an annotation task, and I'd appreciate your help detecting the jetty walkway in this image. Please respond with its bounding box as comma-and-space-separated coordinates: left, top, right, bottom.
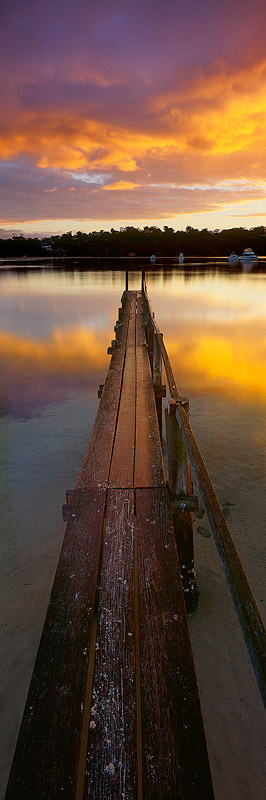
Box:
5, 280, 266, 799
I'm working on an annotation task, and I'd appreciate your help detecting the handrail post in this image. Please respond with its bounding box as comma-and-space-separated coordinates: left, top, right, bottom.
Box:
125, 270, 129, 291
146, 311, 154, 372
142, 281, 149, 329
165, 398, 199, 612
153, 332, 166, 439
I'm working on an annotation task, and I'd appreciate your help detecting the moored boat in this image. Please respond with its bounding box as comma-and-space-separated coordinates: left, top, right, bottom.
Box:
228, 252, 239, 263
240, 248, 257, 261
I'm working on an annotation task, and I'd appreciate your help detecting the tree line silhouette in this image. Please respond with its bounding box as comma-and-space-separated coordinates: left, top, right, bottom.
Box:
1, 225, 266, 258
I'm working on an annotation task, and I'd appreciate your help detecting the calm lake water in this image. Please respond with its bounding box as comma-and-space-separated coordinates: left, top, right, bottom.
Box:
1, 258, 266, 798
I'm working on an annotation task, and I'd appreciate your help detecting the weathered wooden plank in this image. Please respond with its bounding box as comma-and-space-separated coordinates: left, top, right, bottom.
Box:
135, 487, 214, 800
108, 346, 136, 487
5, 489, 106, 800
127, 291, 137, 346
134, 345, 165, 487
77, 295, 131, 489
108, 293, 136, 487
136, 292, 146, 346
83, 489, 137, 800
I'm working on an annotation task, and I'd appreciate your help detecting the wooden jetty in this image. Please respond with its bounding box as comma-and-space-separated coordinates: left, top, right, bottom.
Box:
5, 279, 266, 800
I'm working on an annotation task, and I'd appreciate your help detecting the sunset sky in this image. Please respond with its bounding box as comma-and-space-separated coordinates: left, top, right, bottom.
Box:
1, 0, 266, 236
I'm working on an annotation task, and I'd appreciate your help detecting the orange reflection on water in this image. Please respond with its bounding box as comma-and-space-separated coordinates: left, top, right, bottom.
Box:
166, 322, 266, 402
0, 326, 109, 374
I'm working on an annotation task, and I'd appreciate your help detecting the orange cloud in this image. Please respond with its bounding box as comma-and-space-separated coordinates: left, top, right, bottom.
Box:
2, 57, 266, 227
1, 58, 266, 177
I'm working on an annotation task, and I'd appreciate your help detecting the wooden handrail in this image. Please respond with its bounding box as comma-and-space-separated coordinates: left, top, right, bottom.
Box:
142, 282, 266, 710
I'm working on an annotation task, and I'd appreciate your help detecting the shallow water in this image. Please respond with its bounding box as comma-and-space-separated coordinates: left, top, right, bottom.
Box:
1, 260, 266, 798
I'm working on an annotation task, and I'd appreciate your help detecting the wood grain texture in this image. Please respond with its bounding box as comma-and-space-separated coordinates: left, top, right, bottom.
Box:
164, 403, 197, 603
135, 487, 214, 800
83, 489, 137, 800
127, 292, 136, 346
108, 346, 136, 487
77, 295, 132, 489
5, 489, 106, 800
136, 292, 146, 346
134, 345, 165, 487
109, 293, 136, 487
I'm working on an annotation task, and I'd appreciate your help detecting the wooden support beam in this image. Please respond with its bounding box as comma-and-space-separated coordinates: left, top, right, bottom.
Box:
170, 494, 199, 514
66, 488, 75, 504
152, 332, 164, 438
107, 339, 117, 354
62, 488, 75, 521
154, 384, 166, 398
165, 400, 198, 612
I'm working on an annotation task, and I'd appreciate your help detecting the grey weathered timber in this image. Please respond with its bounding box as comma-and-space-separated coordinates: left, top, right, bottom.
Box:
83, 489, 137, 800
136, 487, 214, 800
5, 489, 106, 799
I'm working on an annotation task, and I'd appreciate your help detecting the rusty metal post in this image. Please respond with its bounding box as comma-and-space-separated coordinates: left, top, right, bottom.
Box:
165, 398, 199, 612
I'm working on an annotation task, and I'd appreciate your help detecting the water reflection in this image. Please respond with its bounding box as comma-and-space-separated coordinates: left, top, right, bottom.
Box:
1, 267, 266, 418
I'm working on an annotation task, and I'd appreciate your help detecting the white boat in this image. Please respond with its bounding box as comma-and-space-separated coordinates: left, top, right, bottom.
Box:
240, 248, 257, 262
228, 253, 239, 263
150, 254, 156, 263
